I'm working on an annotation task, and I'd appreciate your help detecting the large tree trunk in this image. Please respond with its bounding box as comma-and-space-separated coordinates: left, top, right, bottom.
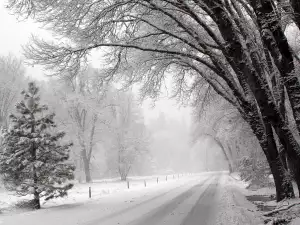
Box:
231, 0, 299, 192
251, 0, 300, 135
32, 164, 40, 209
205, 0, 300, 199
81, 150, 91, 183
265, 121, 295, 199
118, 164, 127, 181
279, 146, 288, 170
268, 158, 294, 200
291, 0, 300, 30
33, 190, 41, 209
288, 155, 300, 197
249, 115, 295, 201
275, 127, 300, 196
118, 147, 127, 181
32, 162, 40, 209
31, 115, 40, 209
72, 108, 93, 183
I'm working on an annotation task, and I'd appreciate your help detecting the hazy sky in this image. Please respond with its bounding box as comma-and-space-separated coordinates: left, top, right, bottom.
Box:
0, 2, 192, 125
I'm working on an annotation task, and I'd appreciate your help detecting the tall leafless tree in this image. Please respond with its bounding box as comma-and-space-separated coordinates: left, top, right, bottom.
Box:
8, 0, 300, 201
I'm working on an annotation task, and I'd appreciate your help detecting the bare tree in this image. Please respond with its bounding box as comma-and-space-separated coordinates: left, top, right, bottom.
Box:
192, 90, 272, 183
8, 0, 300, 201
108, 91, 149, 180
54, 67, 112, 183
0, 54, 26, 128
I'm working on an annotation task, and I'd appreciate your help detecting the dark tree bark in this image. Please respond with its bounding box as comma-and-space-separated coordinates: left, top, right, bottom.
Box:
268, 158, 294, 200
33, 190, 40, 209
288, 155, 300, 197
32, 157, 40, 209
72, 108, 96, 183
275, 126, 300, 196
203, 0, 296, 200
279, 149, 288, 170
7, 0, 300, 201
251, 0, 300, 136
270, 53, 288, 170
248, 114, 295, 201
31, 113, 40, 209
264, 120, 294, 199
81, 150, 91, 183
291, 0, 300, 30
80, 114, 97, 183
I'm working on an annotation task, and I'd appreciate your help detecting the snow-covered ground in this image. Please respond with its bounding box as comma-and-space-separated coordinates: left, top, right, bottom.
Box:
0, 172, 215, 225
214, 173, 264, 225
227, 173, 300, 225
0, 173, 195, 213
0, 171, 274, 225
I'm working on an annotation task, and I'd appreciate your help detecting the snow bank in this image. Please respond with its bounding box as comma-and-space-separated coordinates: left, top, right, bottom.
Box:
0, 191, 32, 212
230, 172, 242, 181
0, 173, 197, 213
262, 199, 300, 224
215, 175, 264, 225
228, 174, 300, 225
291, 217, 300, 225
0, 174, 207, 225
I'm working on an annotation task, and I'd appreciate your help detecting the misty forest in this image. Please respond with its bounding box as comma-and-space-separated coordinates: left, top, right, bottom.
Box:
1, 0, 300, 224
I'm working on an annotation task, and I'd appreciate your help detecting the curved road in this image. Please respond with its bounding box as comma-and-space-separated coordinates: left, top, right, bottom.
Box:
85, 174, 221, 225
1, 173, 224, 225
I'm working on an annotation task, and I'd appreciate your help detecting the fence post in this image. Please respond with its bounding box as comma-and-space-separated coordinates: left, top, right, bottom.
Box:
89, 187, 91, 198
127, 180, 130, 189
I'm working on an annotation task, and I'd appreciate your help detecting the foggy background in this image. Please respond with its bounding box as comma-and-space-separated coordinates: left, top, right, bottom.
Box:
0, 3, 229, 179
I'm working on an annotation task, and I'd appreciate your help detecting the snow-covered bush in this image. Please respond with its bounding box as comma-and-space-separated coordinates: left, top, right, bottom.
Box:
237, 155, 272, 188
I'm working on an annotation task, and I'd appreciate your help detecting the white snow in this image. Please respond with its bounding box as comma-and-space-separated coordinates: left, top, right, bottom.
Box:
291, 217, 300, 225
0, 190, 32, 212
0, 172, 267, 225
0, 173, 208, 225
214, 174, 264, 225
0, 174, 190, 212
224, 174, 300, 224
142, 175, 216, 225
230, 172, 242, 181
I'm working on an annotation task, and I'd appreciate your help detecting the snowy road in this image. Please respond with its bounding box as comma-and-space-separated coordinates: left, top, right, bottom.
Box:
1, 172, 224, 225
125, 175, 220, 225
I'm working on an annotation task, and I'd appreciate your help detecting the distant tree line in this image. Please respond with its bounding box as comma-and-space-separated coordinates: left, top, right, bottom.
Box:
6, 0, 300, 201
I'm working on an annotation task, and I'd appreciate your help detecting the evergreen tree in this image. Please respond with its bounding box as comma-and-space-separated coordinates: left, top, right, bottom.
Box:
0, 82, 75, 209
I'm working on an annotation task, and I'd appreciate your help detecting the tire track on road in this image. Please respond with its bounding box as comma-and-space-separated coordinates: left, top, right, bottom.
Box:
180, 175, 220, 225
126, 175, 217, 225
84, 175, 211, 225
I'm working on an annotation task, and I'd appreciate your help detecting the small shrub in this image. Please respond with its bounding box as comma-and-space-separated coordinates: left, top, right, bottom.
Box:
237, 155, 273, 188
14, 199, 39, 209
